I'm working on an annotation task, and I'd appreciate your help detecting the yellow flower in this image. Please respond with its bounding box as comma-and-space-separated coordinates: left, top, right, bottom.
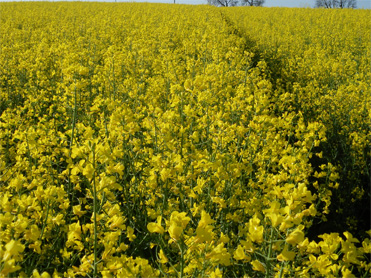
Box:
266, 212, 283, 228
343, 231, 359, 243
170, 211, 191, 229
66, 221, 83, 250
72, 205, 86, 218
233, 245, 247, 261
109, 215, 126, 230
209, 268, 222, 278
3, 240, 25, 261
286, 225, 305, 245
147, 216, 165, 234
32, 269, 50, 278
195, 211, 216, 243
167, 211, 191, 240
0, 259, 22, 276
82, 163, 95, 180
248, 214, 264, 243
40, 272, 51, 278
328, 264, 341, 277
184, 79, 192, 92
127, 226, 136, 242
196, 224, 214, 243
318, 233, 341, 256
24, 225, 41, 242
198, 210, 215, 227
251, 260, 265, 272
277, 245, 296, 261
341, 266, 355, 278
52, 214, 65, 226
29, 240, 42, 254
158, 249, 168, 264
206, 243, 231, 266
168, 224, 183, 241
220, 232, 230, 243
361, 238, 371, 253
160, 168, 172, 182
241, 239, 254, 253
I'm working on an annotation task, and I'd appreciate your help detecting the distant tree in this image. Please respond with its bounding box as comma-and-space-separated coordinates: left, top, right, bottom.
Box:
241, 0, 265, 6
315, 0, 357, 8
207, 0, 239, 7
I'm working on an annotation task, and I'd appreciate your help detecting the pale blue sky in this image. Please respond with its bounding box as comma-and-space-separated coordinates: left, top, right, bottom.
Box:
1, 0, 370, 8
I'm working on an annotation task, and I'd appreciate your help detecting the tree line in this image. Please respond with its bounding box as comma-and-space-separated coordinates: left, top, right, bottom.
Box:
207, 0, 264, 7
207, 0, 357, 8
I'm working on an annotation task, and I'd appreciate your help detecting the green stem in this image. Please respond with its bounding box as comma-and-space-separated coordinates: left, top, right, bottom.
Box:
278, 261, 285, 278
265, 227, 274, 278
92, 143, 97, 278
40, 199, 51, 240
70, 84, 77, 150
159, 236, 178, 276
179, 240, 184, 278
35, 199, 50, 269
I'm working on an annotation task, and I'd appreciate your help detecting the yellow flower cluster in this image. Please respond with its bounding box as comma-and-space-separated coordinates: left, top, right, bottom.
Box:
0, 2, 370, 277
225, 6, 371, 232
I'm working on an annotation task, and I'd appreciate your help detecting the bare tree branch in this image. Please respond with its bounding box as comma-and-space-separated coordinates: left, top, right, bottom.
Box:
207, 0, 264, 7
315, 0, 357, 8
242, 0, 265, 6
207, 0, 239, 7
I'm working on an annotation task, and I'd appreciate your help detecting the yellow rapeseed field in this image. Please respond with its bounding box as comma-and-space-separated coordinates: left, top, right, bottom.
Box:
0, 2, 370, 277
